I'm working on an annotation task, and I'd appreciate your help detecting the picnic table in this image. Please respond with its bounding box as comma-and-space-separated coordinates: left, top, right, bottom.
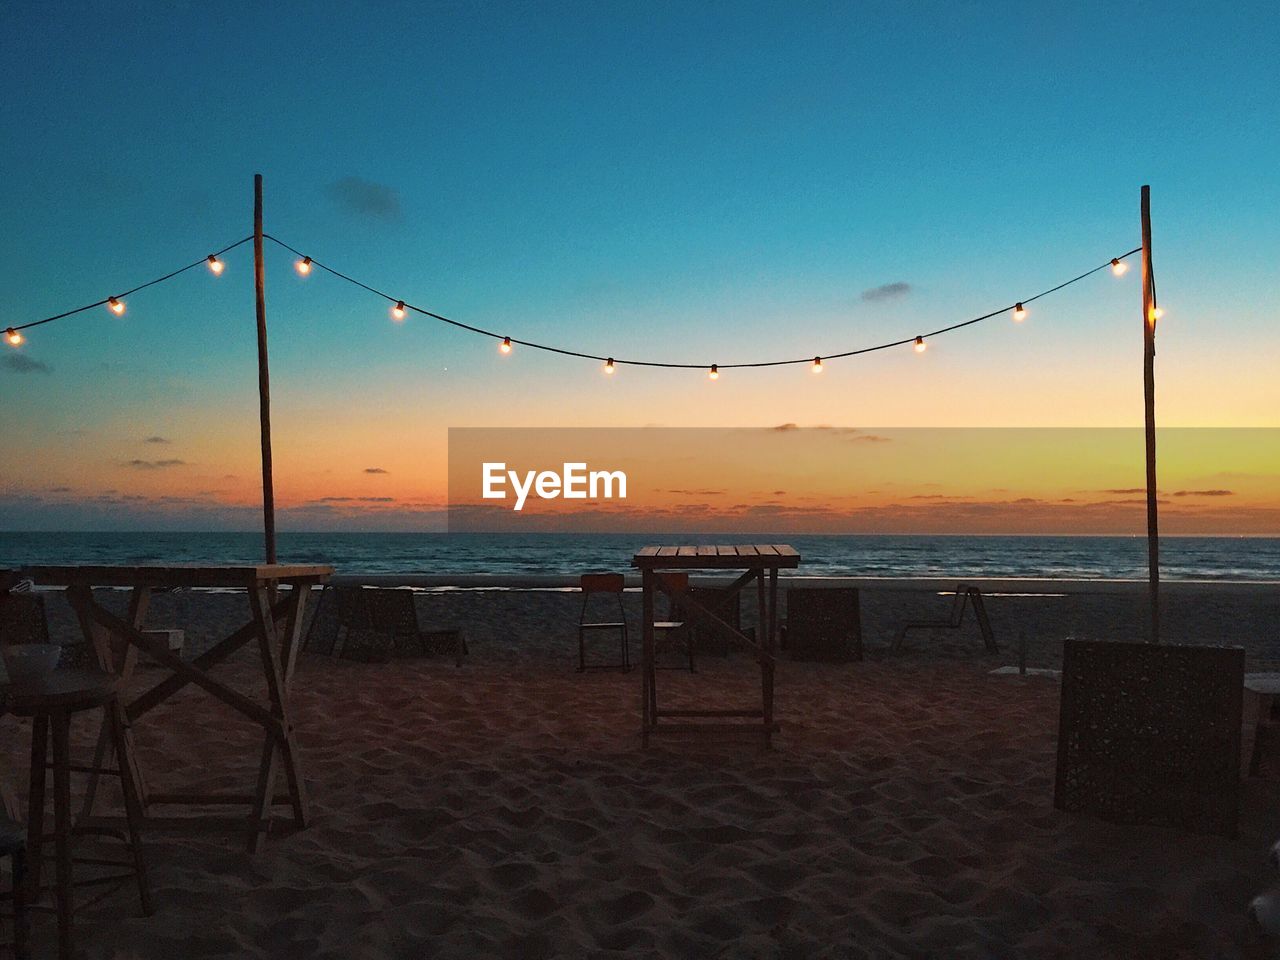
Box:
631, 545, 800, 747
20, 564, 332, 853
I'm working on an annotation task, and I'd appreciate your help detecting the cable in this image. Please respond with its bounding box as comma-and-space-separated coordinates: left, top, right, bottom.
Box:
11, 236, 253, 333
266, 234, 1142, 369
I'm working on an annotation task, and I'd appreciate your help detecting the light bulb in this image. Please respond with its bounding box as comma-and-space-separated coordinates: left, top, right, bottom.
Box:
1111, 258, 1128, 277
604, 357, 615, 374
913, 336, 926, 353
1013, 302, 1027, 321
391, 301, 406, 321
207, 255, 224, 275
295, 257, 312, 276
708, 364, 719, 380
108, 297, 125, 316
5, 328, 22, 346
500, 337, 512, 354
812, 356, 823, 373
1149, 306, 1164, 321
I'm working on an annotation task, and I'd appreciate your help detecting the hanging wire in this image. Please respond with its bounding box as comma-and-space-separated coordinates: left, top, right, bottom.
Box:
266, 234, 1141, 369
9, 235, 254, 333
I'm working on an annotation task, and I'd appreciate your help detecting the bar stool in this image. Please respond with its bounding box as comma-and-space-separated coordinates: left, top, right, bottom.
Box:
5, 669, 151, 960
577, 574, 630, 672
1, 813, 28, 960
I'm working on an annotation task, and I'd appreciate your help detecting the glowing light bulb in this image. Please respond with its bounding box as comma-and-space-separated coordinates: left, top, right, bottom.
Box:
295, 256, 312, 276
708, 364, 719, 380
604, 357, 615, 374
1149, 306, 1164, 321
1111, 258, 1128, 277
812, 356, 823, 373
1013, 302, 1027, 321
913, 336, 926, 353
391, 301, 406, 321
500, 336, 512, 354
107, 297, 125, 316
5, 328, 22, 346
207, 255, 224, 275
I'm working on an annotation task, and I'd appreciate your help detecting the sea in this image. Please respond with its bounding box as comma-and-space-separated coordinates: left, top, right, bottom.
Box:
1, 532, 1278, 581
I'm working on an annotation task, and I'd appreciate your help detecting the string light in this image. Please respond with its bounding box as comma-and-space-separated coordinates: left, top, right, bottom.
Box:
500, 336, 512, 354
206, 255, 224, 275
708, 364, 719, 380
812, 356, 823, 373
604, 357, 615, 374
107, 297, 125, 316
391, 301, 406, 321
1149, 306, 1163, 321
295, 256, 312, 276
1111, 258, 1129, 276
1013, 302, 1027, 321
5, 328, 22, 347
913, 336, 926, 353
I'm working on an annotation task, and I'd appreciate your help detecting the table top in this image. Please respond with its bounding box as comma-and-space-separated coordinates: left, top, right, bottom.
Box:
632, 544, 800, 570
20, 563, 334, 588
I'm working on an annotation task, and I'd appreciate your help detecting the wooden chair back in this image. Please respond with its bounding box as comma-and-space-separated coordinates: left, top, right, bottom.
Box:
367, 589, 420, 637
785, 587, 863, 662
0, 591, 50, 646
580, 573, 624, 595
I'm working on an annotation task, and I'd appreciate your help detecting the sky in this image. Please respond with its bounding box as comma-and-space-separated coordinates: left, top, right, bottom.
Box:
1, 0, 1277, 532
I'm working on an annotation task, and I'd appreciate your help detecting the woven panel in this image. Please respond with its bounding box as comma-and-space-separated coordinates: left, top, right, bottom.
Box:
786, 588, 863, 662
1055, 639, 1243, 837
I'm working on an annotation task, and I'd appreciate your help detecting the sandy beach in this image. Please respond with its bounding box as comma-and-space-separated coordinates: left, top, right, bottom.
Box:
0, 580, 1277, 958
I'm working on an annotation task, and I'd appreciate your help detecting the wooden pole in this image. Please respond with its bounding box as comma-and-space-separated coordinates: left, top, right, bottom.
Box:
254, 174, 277, 565
1141, 184, 1159, 642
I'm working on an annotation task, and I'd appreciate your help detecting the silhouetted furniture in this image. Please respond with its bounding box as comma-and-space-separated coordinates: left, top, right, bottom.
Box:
783, 587, 863, 662
0, 813, 28, 960
1054, 638, 1244, 838
1242, 671, 1280, 778
5, 670, 151, 960
683, 586, 749, 658
893, 584, 996, 653
577, 574, 629, 672
20, 564, 331, 855
366, 589, 467, 667
633, 545, 801, 748
652, 573, 694, 673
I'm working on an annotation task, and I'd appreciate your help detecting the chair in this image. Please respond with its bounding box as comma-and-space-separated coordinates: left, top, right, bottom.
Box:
577, 574, 629, 672
366, 589, 468, 667
1, 814, 28, 960
1054, 638, 1243, 837
652, 573, 694, 672
783, 587, 863, 662
893, 584, 997, 653
0, 592, 92, 670
684, 586, 748, 657
303, 585, 389, 662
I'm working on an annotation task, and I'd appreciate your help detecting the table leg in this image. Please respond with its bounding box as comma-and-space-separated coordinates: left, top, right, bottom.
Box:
641, 569, 654, 746
276, 585, 312, 829
52, 712, 73, 960
25, 715, 48, 902
756, 570, 769, 747
765, 569, 778, 748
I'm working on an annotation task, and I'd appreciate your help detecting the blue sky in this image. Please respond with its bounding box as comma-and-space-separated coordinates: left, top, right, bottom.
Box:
1, 0, 1277, 529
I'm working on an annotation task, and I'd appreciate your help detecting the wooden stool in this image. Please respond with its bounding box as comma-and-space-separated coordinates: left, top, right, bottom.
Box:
1, 814, 28, 960
5, 670, 151, 960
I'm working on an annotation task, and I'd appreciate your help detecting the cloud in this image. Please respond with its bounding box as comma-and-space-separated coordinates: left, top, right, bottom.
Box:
363, 467, 389, 474
328, 177, 401, 220
1172, 489, 1233, 497
3, 354, 51, 374
665, 488, 726, 496
773, 423, 799, 432
144, 435, 171, 444
125, 459, 186, 469
861, 281, 911, 303
1100, 488, 1145, 495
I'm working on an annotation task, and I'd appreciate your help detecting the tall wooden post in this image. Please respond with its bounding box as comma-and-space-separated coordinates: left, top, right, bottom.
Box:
1141, 184, 1159, 642
254, 174, 277, 565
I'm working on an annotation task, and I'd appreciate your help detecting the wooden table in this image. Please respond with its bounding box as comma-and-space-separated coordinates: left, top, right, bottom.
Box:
632, 545, 800, 747
20, 564, 332, 853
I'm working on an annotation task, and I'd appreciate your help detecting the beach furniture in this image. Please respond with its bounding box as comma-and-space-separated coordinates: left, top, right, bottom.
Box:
1242, 671, 1280, 778
1054, 638, 1243, 837
366, 588, 467, 667
1, 812, 28, 959
303, 583, 378, 658
782, 587, 863, 662
633, 545, 800, 748
576, 574, 630, 672
3, 669, 151, 959
684, 585, 747, 658
651, 573, 695, 672
19, 564, 331, 854
893, 584, 997, 653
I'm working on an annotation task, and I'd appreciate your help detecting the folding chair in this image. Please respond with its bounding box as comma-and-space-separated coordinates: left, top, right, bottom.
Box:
893, 584, 996, 653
